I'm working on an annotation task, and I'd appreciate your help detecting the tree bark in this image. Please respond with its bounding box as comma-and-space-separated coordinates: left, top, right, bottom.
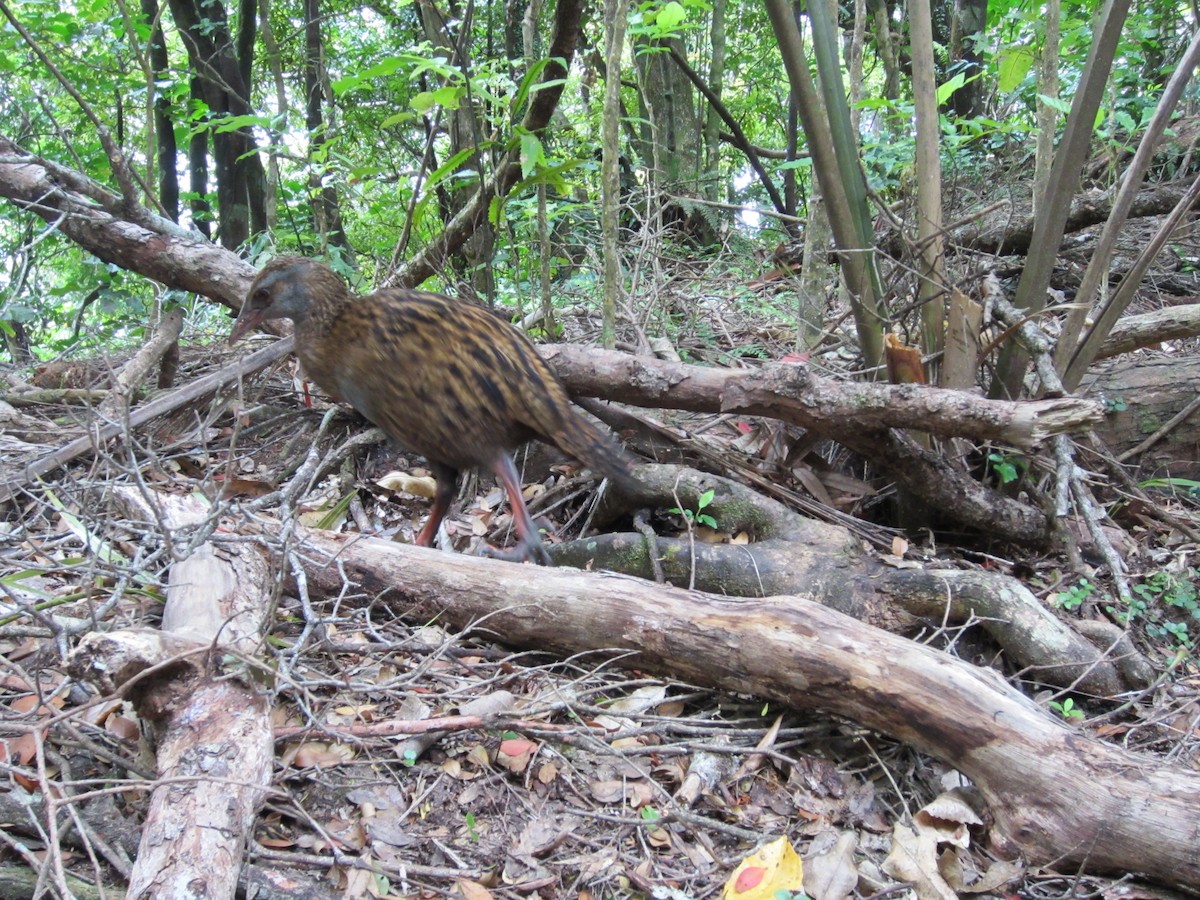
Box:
167, 0, 265, 249
289, 526, 1200, 894
1083, 353, 1200, 479
69, 490, 273, 900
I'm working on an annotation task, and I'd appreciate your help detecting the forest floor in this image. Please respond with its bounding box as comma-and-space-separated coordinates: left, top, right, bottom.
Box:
2, 251, 1199, 900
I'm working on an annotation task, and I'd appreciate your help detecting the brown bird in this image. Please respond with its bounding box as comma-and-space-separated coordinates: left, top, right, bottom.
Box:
229, 256, 636, 564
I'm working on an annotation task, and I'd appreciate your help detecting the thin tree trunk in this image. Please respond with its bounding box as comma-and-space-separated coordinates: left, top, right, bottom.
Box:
601, 0, 630, 350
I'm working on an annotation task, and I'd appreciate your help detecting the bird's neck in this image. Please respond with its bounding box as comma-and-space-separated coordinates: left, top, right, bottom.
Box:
294, 277, 355, 339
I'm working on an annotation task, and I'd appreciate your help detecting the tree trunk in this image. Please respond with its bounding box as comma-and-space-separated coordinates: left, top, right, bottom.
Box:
947, 0, 987, 118
417, 0, 497, 296
142, 0, 180, 222
168, 0, 265, 250
304, 0, 350, 255
1083, 354, 1200, 479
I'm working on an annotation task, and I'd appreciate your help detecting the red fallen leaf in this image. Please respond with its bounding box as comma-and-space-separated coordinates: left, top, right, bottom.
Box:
734, 421, 753, 434
258, 836, 297, 849
499, 737, 538, 757
780, 351, 811, 363
735, 866, 766, 892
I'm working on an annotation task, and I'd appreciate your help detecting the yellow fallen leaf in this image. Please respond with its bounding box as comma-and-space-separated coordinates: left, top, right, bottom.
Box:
722, 836, 804, 899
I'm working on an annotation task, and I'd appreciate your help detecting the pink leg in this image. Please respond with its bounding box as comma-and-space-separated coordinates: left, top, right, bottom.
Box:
490, 453, 553, 565
415, 465, 458, 548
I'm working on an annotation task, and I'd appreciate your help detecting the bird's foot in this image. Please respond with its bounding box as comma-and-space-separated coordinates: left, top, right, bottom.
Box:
479, 538, 555, 566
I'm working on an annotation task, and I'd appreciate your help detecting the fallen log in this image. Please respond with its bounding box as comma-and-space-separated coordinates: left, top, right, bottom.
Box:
68, 491, 274, 899
288, 527, 1200, 893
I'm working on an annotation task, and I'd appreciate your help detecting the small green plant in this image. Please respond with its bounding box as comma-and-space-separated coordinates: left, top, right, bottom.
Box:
1128, 570, 1199, 647
1104, 396, 1128, 413
1054, 579, 1094, 611
464, 811, 480, 842
986, 451, 1025, 485
1105, 595, 1148, 625
670, 488, 718, 529
639, 806, 662, 822
1048, 697, 1085, 720
401, 748, 418, 767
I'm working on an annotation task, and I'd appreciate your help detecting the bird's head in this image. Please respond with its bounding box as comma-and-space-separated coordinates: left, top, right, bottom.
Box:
229, 256, 340, 344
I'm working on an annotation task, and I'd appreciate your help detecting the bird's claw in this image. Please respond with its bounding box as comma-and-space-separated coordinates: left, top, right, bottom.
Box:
479, 540, 555, 566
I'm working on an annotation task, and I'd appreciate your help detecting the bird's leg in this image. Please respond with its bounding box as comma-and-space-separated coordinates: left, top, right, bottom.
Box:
415, 464, 459, 548
487, 452, 554, 565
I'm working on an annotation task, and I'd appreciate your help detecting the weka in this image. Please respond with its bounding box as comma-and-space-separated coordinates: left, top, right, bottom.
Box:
229, 256, 636, 564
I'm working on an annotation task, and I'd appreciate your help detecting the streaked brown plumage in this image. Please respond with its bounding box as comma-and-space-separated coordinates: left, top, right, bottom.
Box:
229, 256, 636, 563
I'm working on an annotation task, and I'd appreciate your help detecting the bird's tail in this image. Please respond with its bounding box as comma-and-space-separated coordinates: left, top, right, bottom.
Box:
552, 406, 640, 494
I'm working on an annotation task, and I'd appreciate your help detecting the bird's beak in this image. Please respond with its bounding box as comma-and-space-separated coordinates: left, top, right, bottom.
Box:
228, 306, 264, 346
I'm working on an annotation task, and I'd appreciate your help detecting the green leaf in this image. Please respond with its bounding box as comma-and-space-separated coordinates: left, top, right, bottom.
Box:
381, 111, 414, 128
656, 0, 687, 30
935, 71, 967, 105
512, 57, 555, 115
432, 85, 463, 109
519, 132, 545, 179
1036, 93, 1072, 115
997, 47, 1035, 93
410, 91, 435, 113
210, 113, 273, 133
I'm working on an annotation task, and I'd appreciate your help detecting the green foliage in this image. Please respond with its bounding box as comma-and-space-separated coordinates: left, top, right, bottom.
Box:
1128, 570, 1200, 648
1048, 697, 1085, 720
1139, 477, 1200, 499
1, 0, 1195, 365
986, 451, 1025, 485
1098, 568, 1200, 654
671, 488, 717, 529
1054, 579, 1094, 611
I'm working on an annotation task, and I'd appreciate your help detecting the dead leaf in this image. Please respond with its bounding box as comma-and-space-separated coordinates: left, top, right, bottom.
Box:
607, 685, 668, 714
958, 858, 1025, 893
657, 699, 686, 717
377, 471, 438, 498
498, 737, 538, 758
455, 879, 495, 899
286, 741, 355, 769
497, 738, 537, 773
722, 836, 805, 899
804, 831, 858, 900
914, 789, 983, 849
647, 827, 672, 849
882, 823, 957, 900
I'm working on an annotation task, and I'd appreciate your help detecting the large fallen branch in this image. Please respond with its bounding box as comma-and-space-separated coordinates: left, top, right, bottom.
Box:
68, 491, 274, 899
548, 345, 1100, 543
568, 462, 1144, 695
546, 345, 1103, 449
288, 527, 1200, 893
